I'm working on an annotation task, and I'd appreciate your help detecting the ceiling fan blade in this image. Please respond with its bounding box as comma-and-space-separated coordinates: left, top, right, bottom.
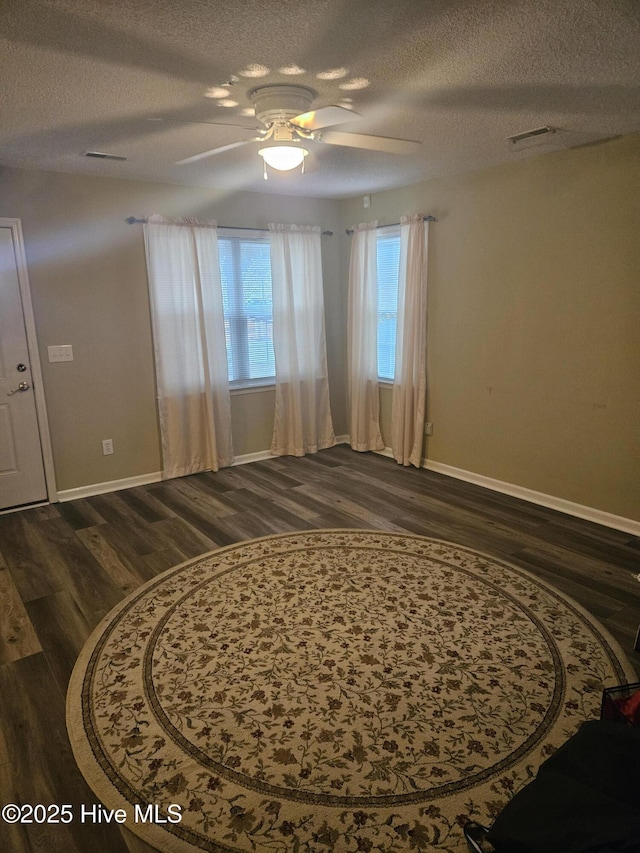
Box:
176, 139, 255, 165
292, 105, 360, 130
318, 130, 421, 154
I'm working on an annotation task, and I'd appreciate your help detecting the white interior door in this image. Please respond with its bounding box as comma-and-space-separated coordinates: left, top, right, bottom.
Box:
0, 225, 48, 509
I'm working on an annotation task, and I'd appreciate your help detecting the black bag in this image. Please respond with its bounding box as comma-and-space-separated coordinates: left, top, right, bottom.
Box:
486, 720, 640, 853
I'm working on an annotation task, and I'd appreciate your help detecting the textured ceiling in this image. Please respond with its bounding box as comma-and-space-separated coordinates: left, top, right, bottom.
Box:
1, 0, 638, 198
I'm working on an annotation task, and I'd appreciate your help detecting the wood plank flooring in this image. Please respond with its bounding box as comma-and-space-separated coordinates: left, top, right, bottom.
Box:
0, 446, 638, 852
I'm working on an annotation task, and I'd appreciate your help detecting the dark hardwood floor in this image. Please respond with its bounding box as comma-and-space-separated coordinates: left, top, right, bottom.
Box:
1, 446, 638, 852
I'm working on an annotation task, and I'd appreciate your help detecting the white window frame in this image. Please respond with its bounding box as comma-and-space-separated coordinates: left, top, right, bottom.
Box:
218, 228, 275, 390
376, 225, 401, 383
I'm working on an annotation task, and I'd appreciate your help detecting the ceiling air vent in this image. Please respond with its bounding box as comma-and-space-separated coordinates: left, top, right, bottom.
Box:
506, 126, 556, 146
84, 151, 128, 161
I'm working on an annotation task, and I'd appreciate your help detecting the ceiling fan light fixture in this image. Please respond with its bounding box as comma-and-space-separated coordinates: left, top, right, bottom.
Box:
258, 144, 308, 171
176, 84, 418, 176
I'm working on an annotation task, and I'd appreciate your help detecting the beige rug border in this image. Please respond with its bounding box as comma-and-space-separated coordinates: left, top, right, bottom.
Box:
66, 529, 637, 853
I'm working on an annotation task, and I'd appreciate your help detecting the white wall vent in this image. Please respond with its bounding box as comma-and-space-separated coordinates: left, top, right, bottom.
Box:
506, 126, 556, 146
84, 151, 128, 161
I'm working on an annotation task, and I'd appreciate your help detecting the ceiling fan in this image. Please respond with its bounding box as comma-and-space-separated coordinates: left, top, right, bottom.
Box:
175, 85, 421, 176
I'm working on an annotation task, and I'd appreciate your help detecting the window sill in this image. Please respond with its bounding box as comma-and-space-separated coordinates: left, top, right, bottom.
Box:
230, 381, 276, 396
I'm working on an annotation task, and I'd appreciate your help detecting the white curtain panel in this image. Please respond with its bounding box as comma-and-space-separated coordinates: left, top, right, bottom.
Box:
144, 215, 234, 479
347, 222, 384, 452
391, 214, 429, 467
268, 224, 336, 456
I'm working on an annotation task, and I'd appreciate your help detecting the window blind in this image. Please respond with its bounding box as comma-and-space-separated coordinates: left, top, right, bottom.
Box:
218, 234, 275, 385
377, 230, 401, 380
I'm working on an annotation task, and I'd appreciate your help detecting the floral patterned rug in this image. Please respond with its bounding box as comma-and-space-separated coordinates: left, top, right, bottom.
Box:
67, 530, 635, 853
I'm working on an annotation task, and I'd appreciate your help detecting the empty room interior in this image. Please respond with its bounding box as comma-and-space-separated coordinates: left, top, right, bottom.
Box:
0, 1, 639, 852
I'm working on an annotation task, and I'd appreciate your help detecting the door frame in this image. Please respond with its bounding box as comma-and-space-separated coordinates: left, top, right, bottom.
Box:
1, 217, 57, 505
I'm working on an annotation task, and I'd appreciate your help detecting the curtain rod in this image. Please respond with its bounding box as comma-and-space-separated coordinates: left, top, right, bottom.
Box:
345, 215, 437, 236
125, 217, 333, 236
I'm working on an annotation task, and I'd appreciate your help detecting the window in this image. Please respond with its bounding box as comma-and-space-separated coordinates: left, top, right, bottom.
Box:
377, 228, 401, 380
218, 230, 275, 386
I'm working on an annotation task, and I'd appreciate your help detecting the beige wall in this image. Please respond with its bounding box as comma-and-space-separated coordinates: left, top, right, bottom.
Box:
342, 134, 640, 521
0, 167, 344, 490
2, 133, 638, 521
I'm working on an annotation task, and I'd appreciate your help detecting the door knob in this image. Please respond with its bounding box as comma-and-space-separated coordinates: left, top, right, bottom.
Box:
7, 381, 30, 396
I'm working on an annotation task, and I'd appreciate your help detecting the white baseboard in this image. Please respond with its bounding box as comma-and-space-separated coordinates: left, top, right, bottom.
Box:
54, 457, 271, 500
57, 472, 163, 502
233, 437, 351, 466
55, 440, 352, 503
372, 448, 639, 535
57, 462, 275, 502
375, 447, 394, 459
232, 450, 273, 466
57, 443, 637, 536
423, 460, 640, 535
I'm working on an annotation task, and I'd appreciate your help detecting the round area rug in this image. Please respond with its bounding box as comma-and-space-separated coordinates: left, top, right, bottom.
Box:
67, 530, 635, 853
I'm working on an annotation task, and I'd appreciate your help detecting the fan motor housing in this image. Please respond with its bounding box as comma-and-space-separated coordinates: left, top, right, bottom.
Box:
250, 85, 315, 126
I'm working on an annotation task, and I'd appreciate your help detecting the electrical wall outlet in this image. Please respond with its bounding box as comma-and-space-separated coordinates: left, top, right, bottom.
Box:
102, 438, 114, 456
425, 422, 434, 436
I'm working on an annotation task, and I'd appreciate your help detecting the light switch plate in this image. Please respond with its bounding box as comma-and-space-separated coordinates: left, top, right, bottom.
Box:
48, 345, 73, 362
